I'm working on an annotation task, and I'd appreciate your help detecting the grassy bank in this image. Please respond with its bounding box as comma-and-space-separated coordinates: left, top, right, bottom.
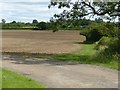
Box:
1, 68, 45, 88
51, 44, 96, 63
35, 44, 119, 70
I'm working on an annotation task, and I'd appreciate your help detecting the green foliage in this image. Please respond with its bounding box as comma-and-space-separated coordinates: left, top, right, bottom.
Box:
80, 22, 119, 42
1, 19, 6, 23
95, 18, 103, 23
0, 68, 1, 88
105, 38, 120, 54
32, 19, 38, 24
36, 22, 48, 30
54, 44, 120, 70
95, 36, 120, 54
89, 52, 119, 70
51, 44, 96, 62
49, 2, 120, 20
44, 44, 119, 70
95, 36, 112, 50
49, 17, 95, 31
80, 19, 92, 26
1, 20, 50, 30
1, 18, 98, 31
1, 22, 35, 30
11, 21, 16, 23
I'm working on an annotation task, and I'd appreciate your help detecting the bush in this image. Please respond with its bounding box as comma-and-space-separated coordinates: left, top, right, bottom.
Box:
36, 22, 48, 30
87, 28, 103, 42
106, 38, 120, 54
97, 37, 120, 54
80, 22, 119, 42
96, 36, 111, 50
80, 24, 104, 42
95, 36, 120, 54
97, 36, 111, 45
1, 22, 35, 29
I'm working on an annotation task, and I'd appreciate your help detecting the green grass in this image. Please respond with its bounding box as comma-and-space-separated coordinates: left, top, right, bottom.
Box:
50, 44, 96, 63
1, 68, 45, 88
47, 44, 119, 70
0, 68, 2, 89
35, 44, 95, 60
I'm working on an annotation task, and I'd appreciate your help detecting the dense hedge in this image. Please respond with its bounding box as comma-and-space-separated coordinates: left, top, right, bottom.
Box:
1, 23, 35, 30
80, 22, 119, 42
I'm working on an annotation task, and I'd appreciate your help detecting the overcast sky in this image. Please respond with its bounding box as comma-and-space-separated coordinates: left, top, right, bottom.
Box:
0, 0, 63, 23
0, 0, 119, 23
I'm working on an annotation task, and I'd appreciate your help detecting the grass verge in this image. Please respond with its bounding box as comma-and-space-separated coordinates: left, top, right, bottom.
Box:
1, 68, 45, 88
50, 44, 97, 63
46, 44, 119, 70
0, 68, 2, 89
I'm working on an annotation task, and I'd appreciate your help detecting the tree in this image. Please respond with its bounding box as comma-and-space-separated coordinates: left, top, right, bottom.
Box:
48, 1, 120, 34
11, 21, 16, 23
1, 19, 6, 24
49, 1, 120, 21
32, 19, 38, 24
95, 18, 103, 23
80, 18, 91, 26
49, 1, 120, 36
37, 22, 48, 30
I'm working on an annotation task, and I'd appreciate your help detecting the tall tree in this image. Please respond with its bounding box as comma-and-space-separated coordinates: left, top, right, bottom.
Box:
1, 19, 6, 24
32, 19, 38, 24
11, 21, 16, 23
49, 0, 120, 36
49, 1, 120, 21
49, 0, 120, 53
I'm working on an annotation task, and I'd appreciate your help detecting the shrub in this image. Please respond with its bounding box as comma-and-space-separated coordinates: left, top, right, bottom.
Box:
80, 24, 104, 42
97, 36, 111, 45
80, 22, 119, 42
95, 36, 120, 54
86, 28, 103, 42
106, 38, 120, 54
36, 22, 48, 30
95, 36, 111, 50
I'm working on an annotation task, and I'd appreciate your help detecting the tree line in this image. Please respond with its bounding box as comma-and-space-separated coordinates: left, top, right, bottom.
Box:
1, 17, 104, 30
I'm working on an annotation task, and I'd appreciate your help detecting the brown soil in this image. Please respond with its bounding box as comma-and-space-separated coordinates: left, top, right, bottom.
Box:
2, 30, 86, 54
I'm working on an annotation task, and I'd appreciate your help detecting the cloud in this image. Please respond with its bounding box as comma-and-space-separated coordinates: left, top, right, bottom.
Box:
0, 0, 62, 22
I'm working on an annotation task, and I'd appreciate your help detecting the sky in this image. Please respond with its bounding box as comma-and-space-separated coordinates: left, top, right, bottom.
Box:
0, 0, 119, 23
0, 0, 63, 23
0, 0, 96, 23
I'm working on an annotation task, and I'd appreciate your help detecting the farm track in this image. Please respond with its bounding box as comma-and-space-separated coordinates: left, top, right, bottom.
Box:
1, 55, 118, 88
2, 30, 85, 54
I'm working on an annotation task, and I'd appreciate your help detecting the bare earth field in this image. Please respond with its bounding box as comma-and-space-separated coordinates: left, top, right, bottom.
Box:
2, 30, 85, 54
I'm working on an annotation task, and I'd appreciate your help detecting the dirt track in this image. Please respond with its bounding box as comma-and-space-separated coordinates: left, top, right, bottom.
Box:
2, 55, 118, 88
2, 30, 85, 54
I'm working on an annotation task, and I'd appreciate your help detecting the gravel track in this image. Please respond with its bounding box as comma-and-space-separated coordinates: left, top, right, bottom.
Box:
1, 55, 118, 88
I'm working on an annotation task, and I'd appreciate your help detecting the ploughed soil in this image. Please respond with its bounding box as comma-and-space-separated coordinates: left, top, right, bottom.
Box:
2, 30, 85, 54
